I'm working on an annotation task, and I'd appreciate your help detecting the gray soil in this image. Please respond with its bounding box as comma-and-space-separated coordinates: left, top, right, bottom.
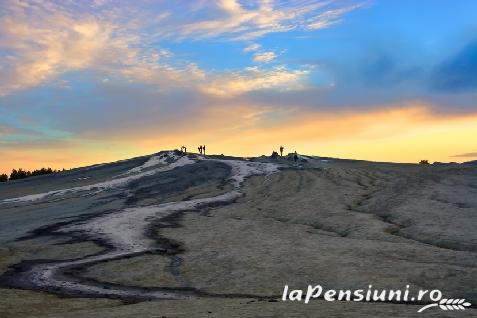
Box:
0, 152, 476, 317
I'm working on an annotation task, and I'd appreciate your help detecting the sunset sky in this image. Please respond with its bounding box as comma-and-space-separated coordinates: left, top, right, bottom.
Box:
1, 0, 477, 173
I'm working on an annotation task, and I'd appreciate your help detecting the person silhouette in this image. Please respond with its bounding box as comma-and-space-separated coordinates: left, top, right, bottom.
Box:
294, 151, 298, 163
280, 145, 284, 157
203, 145, 206, 156
198, 145, 202, 155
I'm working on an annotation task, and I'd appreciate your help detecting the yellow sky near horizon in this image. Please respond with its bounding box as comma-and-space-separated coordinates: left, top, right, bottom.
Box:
2, 104, 476, 175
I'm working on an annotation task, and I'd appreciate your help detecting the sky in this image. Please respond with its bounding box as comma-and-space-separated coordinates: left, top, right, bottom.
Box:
1, 0, 477, 173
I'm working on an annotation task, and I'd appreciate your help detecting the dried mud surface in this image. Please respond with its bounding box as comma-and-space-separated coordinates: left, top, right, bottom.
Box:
1, 152, 476, 317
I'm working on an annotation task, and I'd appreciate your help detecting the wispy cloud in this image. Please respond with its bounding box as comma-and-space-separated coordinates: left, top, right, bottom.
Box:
307, 3, 366, 29
253, 51, 277, 63
203, 66, 310, 96
451, 151, 477, 158
244, 43, 261, 52
169, 0, 365, 40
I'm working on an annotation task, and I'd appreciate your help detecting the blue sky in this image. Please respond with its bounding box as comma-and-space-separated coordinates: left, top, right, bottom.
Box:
0, 0, 476, 171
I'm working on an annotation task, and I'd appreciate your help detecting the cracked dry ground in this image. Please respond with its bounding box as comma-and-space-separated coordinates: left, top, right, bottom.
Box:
1, 158, 476, 318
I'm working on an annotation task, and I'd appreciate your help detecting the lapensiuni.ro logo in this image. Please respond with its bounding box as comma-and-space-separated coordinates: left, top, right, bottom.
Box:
282, 285, 472, 313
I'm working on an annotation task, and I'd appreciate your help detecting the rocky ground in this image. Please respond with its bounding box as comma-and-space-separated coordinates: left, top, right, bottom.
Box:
0, 151, 476, 317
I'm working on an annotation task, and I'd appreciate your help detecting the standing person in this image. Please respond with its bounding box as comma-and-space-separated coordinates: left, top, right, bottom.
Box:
203, 145, 206, 156
184, 146, 187, 154
198, 145, 202, 154
280, 145, 284, 157
294, 151, 298, 163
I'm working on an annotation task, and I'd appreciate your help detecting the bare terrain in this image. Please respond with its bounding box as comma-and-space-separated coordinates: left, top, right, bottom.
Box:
0, 151, 476, 317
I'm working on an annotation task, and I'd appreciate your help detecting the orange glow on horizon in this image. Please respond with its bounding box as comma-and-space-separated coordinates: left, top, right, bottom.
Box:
1, 104, 477, 175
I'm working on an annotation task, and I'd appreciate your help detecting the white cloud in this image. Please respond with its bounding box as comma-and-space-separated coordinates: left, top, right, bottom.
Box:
203, 66, 310, 96
253, 51, 277, 63
166, 0, 366, 40
244, 43, 261, 52
307, 4, 366, 30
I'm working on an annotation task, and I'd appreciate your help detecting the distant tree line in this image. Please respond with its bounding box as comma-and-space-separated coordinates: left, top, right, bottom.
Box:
0, 167, 64, 182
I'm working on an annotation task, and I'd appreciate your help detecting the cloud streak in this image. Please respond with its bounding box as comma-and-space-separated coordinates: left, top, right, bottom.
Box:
165, 0, 365, 41
244, 43, 261, 52
253, 51, 277, 63
451, 151, 477, 158
203, 66, 311, 96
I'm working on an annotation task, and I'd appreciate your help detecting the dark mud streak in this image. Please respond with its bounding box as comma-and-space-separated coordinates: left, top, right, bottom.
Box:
0, 157, 276, 302
0, 186, 278, 302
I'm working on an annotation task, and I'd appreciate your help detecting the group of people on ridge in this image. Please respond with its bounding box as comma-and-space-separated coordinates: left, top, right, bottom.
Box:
179, 145, 206, 156
180, 144, 297, 162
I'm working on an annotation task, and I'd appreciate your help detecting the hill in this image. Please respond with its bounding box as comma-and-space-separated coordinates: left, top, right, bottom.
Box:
0, 151, 476, 317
